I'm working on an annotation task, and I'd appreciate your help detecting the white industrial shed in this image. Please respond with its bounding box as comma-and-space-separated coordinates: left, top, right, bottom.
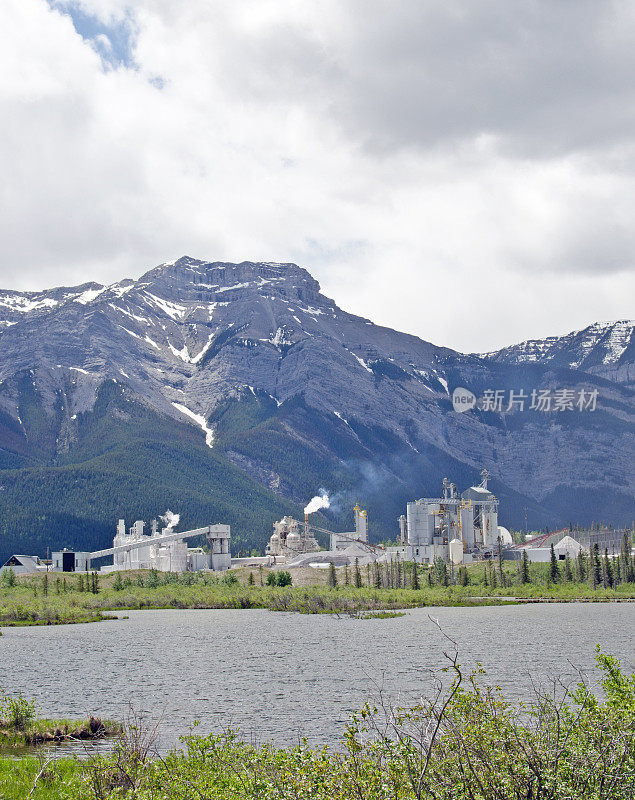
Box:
1, 555, 47, 575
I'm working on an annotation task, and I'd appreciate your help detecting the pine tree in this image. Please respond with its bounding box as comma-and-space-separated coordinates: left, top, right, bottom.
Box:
591, 544, 601, 589
576, 549, 586, 582
42, 573, 48, 596
411, 561, 420, 589
520, 550, 530, 584
354, 558, 363, 588
366, 563, 371, 586
259, 565, 264, 586
435, 557, 449, 587
77, 574, 85, 592
614, 556, 621, 585
427, 569, 433, 587
248, 572, 255, 585
113, 572, 123, 591
457, 566, 468, 586
343, 563, 350, 585
327, 562, 338, 588
549, 544, 560, 583
602, 549, 613, 589
563, 553, 573, 582
373, 562, 381, 589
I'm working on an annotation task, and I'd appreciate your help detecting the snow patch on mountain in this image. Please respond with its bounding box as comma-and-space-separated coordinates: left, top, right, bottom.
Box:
172, 402, 215, 447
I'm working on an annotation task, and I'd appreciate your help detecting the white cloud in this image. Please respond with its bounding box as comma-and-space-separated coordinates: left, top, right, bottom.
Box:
0, 0, 633, 352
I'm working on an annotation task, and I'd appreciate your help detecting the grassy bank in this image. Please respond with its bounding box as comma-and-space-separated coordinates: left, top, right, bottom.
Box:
0, 690, 120, 751
1, 559, 634, 627
1, 649, 633, 799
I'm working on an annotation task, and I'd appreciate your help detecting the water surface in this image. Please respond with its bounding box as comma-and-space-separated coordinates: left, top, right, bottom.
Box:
1, 605, 633, 752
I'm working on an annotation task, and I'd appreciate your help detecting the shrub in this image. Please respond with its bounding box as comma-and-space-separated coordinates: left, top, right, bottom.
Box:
0, 690, 38, 731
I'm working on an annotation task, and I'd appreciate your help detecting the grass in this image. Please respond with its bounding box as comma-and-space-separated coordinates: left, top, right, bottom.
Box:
1, 649, 634, 799
0, 560, 633, 629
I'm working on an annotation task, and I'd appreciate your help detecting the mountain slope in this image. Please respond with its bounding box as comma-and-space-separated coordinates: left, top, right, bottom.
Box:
0, 258, 632, 561
481, 320, 634, 388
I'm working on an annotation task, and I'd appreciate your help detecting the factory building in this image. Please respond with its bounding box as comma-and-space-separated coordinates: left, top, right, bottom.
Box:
104, 518, 231, 572
1, 554, 47, 575
265, 516, 321, 558
331, 504, 368, 550
51, 549, 91, 572
506, 527, 631, 562
385, 471, 506, 564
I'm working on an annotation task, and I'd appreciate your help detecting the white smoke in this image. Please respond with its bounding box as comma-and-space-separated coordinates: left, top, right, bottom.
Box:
160, 510, 180, 530
304, 491, 330, 515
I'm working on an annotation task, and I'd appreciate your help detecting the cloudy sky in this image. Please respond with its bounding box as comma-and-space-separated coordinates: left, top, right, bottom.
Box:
1, 0, 634, 352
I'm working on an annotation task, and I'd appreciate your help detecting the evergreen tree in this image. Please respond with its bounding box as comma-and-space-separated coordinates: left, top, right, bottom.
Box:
427, 569, 433, 587
520, 550, 530, 584
366, 563, 371, 586
411, 561, 420, 589
259, 565, 264, 586
248, 571, 255, 585
77, 574, 85, 592
549, 544, 560, 583
591, 544, 601, 589
91, 571, 100, 594
457, 566, 468, 587
343, 563, 350, 585
113, 572, 123, 591
373, 562, 381, 589
354, 558, 363, 588
266, 571, 277, 586
276, 571, 292, 587
490, 564, 497, 589
42, 573, 48, 596
602, 549, 613, 589
497, 536, 504, 583
55, 577, 61, 595
576, 549, 586, 582
2, 568, 16, 588
483, 566, 489, 587
563, 553, 573, 582
435, 557, 449, 587
327, 562, 338, 588
614, 556, 621, 585
147, 568, 159, 588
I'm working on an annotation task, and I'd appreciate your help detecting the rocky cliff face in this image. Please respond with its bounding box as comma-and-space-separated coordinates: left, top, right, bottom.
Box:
481, 320, 634, 388
0, 257, 632, 558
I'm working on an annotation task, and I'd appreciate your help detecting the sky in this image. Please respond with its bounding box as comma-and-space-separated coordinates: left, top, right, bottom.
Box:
0, 0, 634, 352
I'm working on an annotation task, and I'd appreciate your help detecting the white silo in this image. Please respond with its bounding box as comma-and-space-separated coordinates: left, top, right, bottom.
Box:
449, 538, 464, 565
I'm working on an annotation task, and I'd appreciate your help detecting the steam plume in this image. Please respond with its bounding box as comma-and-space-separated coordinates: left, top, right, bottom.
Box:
161, 510, 180, 530
304, 491, 330, 515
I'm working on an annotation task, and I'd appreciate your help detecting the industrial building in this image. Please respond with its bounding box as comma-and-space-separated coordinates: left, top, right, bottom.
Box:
0, 554, 47, 575
506, 526, 631, 562
384, 471, 509, 565
47, 515, 232, 573
265, 503, 378, 567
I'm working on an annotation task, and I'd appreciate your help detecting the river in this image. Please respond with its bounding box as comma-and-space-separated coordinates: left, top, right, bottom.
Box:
1, 604, 633, 752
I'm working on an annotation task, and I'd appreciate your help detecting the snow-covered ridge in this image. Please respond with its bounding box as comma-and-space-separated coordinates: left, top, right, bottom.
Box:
480, 319, 633, 368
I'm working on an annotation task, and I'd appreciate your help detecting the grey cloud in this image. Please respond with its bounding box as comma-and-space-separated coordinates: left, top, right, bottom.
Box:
218, 0, 635, 158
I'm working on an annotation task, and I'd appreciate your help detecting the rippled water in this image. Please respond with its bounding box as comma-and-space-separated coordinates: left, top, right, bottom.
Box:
1, 605, 633, 752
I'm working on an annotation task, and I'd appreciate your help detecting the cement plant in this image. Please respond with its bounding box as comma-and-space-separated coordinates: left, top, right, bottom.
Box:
2, 468, 629, 577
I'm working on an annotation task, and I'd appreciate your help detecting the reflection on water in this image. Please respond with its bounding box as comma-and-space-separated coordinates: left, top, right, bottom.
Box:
1, 605, 633, 753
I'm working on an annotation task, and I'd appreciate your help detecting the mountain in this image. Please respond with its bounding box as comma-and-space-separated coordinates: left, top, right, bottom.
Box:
0, 257, 633, 561
481, 320, 634, 388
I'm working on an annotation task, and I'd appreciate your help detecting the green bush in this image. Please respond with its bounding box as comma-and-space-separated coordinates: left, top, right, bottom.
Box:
0, 690, 38, 731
